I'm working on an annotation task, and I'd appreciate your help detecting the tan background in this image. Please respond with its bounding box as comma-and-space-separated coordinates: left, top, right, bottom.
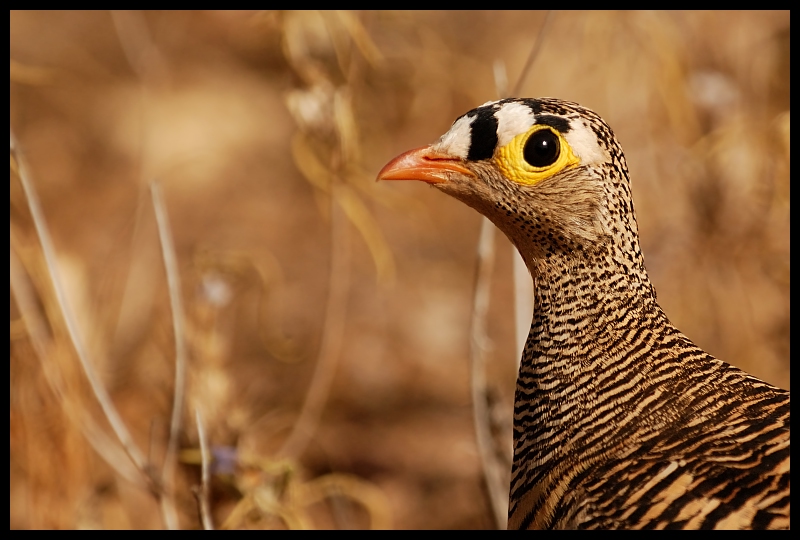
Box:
10, 10, 789, 529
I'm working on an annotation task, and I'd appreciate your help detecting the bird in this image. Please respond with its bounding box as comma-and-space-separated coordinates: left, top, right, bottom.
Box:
377, 98, 790, 530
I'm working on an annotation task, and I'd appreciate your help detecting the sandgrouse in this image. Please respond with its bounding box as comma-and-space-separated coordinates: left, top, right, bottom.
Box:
377, 98, 790, 530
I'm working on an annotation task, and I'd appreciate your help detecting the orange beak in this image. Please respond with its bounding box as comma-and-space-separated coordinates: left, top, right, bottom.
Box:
377, 146, 475, 184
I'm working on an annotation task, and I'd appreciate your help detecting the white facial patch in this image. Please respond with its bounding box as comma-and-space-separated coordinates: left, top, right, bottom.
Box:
563, 120, 610, 164
494, 101, 536, 147
432, 114, 475, 159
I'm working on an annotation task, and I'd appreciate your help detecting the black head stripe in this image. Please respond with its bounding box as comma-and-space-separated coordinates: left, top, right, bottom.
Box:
519, 98, 544, 115
467, 107, 499, 161
535, 114, 571, 134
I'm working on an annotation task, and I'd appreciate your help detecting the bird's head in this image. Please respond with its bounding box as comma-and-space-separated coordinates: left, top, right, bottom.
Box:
378, 98, 637, 264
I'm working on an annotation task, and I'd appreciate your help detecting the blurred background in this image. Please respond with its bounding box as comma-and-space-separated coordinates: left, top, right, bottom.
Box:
10, 11, 789, 529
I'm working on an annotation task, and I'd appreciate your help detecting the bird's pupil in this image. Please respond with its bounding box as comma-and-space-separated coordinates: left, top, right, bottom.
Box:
523, 129, 560, 168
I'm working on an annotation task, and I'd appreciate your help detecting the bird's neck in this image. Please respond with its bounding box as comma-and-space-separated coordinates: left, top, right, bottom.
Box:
529, 241, 658, 335
505, 241, 665, 526
521, 238, 659, 343
510, 241, 668, 484
514, 241, 666, 423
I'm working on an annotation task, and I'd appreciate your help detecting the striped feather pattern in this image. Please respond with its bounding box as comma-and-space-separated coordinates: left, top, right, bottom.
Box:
406, 98, 790, 529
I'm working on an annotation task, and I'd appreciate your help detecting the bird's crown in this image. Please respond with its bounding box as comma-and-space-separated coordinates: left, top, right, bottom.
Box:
432, 98, 613, 186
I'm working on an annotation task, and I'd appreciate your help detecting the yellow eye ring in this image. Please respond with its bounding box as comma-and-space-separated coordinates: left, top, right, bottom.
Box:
494, 126, 579, 186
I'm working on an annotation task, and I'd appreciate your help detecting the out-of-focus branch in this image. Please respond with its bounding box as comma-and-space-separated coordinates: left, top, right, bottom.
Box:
110, 10, 169, 86
11, 129, 152, 484
512, 251, 532, 369
111, 12, 190, 529
511, 11, 554, 97
493, 60, 509, 102
194, 408, 214, 530
278, 179, 350, 459
278, 14, 371, 460
151, 181, 188, 530
469, 217, 508, 529
9, 240, 145, 487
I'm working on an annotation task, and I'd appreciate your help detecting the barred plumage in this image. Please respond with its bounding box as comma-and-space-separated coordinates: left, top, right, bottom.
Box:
378, 98, 790, 530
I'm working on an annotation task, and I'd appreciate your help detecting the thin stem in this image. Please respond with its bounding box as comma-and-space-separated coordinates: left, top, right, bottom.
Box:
195, 408, 214, 530
11, 129, 151, 481
278, 181, 350, 459
9, 240, 145, 486
510, 11, 554, 98
512, 250, 532, 369
151, 181, 187, 530
469, 217, 508, 529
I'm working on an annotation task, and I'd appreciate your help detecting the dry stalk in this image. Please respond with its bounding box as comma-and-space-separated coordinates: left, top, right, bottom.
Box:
291, 472, 391, 529
151, 181, 188, 530
110, 10, 169, 86
11, 13, 194, 529
194, 408, 214, 530
278, 12, 370, 460
511, 10, 554, 97
512, 250, 532, 368
9, 240, 145, 487
277, 178, 351, 459
11, 130, 152, 485
468, 217, 508, 529
111, 12, 189, 529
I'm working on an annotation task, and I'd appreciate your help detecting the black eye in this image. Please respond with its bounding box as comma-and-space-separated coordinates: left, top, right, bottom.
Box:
523, 129, 560, 168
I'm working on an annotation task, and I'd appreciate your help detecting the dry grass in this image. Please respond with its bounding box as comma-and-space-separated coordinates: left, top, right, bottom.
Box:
10, 10, 789, 529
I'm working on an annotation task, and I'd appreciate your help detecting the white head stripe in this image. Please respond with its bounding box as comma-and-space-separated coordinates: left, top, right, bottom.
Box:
494, 102, 536, 147
563, 120, 609, 163
432, 114, 475, 159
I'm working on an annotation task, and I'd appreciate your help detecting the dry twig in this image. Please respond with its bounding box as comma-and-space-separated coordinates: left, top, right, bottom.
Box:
511, 10, 554, 97
194, 408, 214, 530
151, 181, 188, 530
468, 217, 507, 529
111, 12, 190, 529
278, 13, 366, 460
9, 241, 145, 487
278, 180, 351, 459
11, 129, 152, 485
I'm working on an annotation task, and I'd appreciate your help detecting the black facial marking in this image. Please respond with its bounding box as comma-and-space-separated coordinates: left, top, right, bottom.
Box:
467, 107, 499, 161
520, 98, 544, 115
535, 115, 571, 134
